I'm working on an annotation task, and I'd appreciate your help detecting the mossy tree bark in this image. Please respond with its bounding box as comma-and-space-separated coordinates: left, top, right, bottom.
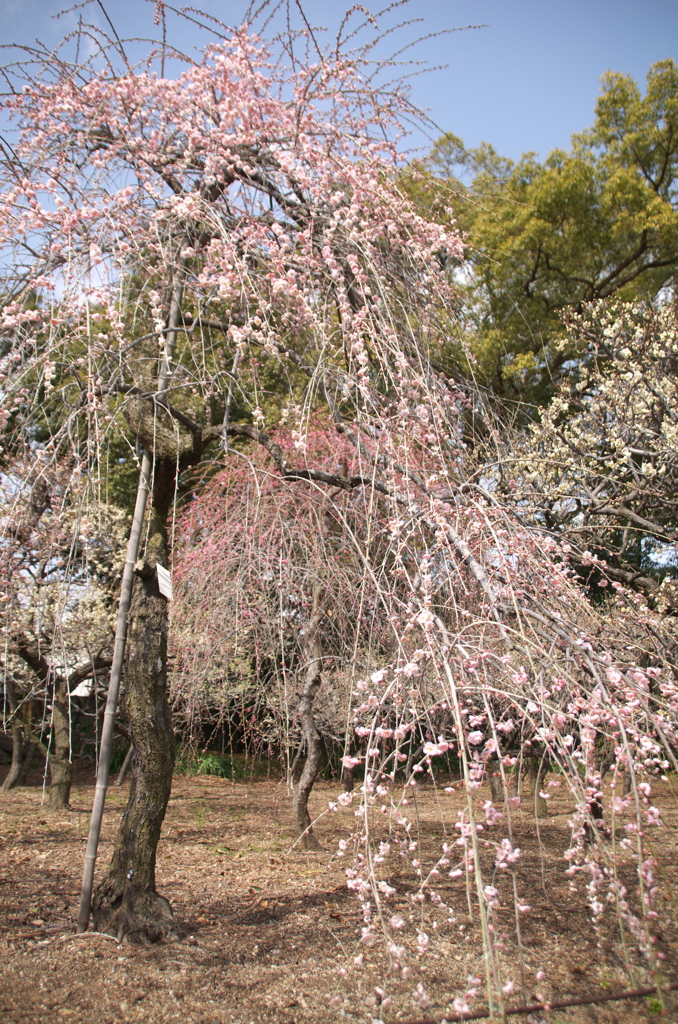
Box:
92, 459, 181, 941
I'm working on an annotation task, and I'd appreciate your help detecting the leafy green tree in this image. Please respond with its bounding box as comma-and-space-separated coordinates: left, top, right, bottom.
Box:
419, 59, 678, 401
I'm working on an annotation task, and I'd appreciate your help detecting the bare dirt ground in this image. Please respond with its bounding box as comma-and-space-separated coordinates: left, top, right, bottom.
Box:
1, 766, 677, 1024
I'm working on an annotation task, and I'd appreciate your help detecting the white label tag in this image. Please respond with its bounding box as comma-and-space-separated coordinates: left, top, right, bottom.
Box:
70, 679, 93, 698
156, 563, 173, 600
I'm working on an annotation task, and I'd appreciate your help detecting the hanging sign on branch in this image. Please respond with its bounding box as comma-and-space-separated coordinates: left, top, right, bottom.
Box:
157, 564, 173, 601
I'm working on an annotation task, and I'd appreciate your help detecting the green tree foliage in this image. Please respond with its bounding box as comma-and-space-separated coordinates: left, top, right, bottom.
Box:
418, 59, 678, 401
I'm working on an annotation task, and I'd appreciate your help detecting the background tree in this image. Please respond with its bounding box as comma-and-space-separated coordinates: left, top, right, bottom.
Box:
0, 459, 122, 806
505, 300, 678, 608
415, 59, 678, 401
172, 427, 399, 848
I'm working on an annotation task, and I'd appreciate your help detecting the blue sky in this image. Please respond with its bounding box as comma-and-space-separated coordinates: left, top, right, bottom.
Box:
1, 0, 676, 160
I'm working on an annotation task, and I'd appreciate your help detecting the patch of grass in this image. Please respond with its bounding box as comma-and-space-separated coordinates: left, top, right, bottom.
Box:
226, 806, 247, 821
175, 747, 246, 780
197, 752, 245, 779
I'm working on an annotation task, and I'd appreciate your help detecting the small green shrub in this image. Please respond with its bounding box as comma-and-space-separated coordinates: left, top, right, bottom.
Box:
197, 751, 245, 779
175, 747, 245, 780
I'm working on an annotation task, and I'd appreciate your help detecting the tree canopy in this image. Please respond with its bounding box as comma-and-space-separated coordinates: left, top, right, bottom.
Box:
416, 58, 678, 401
507, 301, 678, 605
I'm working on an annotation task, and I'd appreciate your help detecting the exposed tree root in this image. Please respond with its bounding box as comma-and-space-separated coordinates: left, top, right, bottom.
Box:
91, 885, 182, 944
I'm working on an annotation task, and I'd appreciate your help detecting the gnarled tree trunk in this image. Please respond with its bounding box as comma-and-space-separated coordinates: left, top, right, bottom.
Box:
16, 741, 36, 786
488, 758, 519, 804
292, 598, 326, 851
92, 474, 180, 941
488, 767, 505, 804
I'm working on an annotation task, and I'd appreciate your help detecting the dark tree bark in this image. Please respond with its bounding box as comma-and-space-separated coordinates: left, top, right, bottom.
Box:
115, 744, 133, 787
341, 762, 355, 794
488, 758, 519, 803
2, 722, 26, 791
92, 463, 181, 941
488, 768, 504, 804
1, 678, 32, 792
48, 677, 72, 810
292, 599, 326, 851
85, 258, 204, 935
289, 743, 304, 786
1, 692, 23, 786
16, 741, 36, 786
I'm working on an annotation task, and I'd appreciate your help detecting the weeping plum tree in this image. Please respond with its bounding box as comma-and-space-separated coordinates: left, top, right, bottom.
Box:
171, 427, 402, 848
173, 354, 678, 1008
0, 2, 464, 937
1, 2, 676, 1009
